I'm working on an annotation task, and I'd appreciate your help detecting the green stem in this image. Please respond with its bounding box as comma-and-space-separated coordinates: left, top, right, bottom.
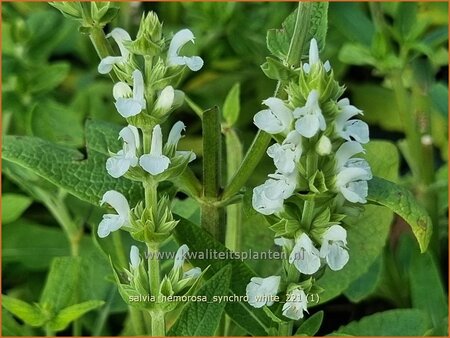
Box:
278, 321, 294, 336
45, 325, 55, 337
151, 310, 166, 337
201, 107, 224, 241
130, 306, 145, 335
87, 26, 120, 82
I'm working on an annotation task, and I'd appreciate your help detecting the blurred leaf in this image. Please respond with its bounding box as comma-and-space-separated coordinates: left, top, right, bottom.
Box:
2, 311, 33, 336
394, 2, 419, 42
169, 265, 232, 336
315, 141, 398, 303
329, 3, 374, 46
334, 309, 429, 335
2, 194, 32, 224
2, 295, 46, 327
338, 43, 375, 66
40, 257, 81, 313
223, 82, 241, 126
367, 176, 432, 253
174, 218, 272, 336
48, 300, 105, 332
409, 251, 448, 335
2, 120, 144, 206
29, 100, 84, 147
430, 82, 448, 117
295, 310, 324, 336
27, 63, 69, 94
344, 255, 382, 303
172, 198, 201, 225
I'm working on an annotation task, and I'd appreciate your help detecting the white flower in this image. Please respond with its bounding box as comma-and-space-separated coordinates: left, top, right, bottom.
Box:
336, 98, 369, 144
167, 29, 204, 71
302, 38, 331, 74
139, 125, 171, 175
183, 267, 202, 279
154, 86, 175, 113
130, 245, 140, 269
320, 225, 349, 271
106, 125, 140, 178
98, 28, 131, 74
289, 233, 321, 275
335, 141, 372, 203
246, 276, 280, 308
282, 288, 308, 320
254, 98, 293, 135
174, 244, 189, 270
114, 69, 146, 118
252, 173, 297, 215
98, 190, 130, 238
267, 131, 302, 174
274, 237, 294, 249
293, 90, 326, 138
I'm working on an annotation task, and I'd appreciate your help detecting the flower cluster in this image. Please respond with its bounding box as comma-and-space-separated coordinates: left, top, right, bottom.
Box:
95, 13, 203, 304
246, 38, 372, 321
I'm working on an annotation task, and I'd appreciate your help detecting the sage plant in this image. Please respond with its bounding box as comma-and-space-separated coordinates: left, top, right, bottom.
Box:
246, 38, 371, 325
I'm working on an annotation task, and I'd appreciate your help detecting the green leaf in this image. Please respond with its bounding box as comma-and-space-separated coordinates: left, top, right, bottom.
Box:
28, 63, 70, 94
329, 3, 374, 46
344, 255, 382, 303
223, 82, 241, 126
338, 43, 376, 66
295, 311, 324, 336
367, 176, 432, 253
2, 311, 34, 336
2, 120, 143, 206
2, 295, 46, 327
334, 309, 429, 336
168, 265, 232, 336
394, 2, 418, 42
266, 3, 328, 63
48, 300, 105, 332
40, 257, 81, 313
261, 57, 297, 81
409, 251, 448, 334
430, 82, 448, 117
2, 194, 32, 224
315, 141, 398, 303
174, 218, 272, 336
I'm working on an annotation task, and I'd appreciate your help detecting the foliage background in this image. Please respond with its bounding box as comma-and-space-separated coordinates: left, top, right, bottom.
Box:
2, 2, 448, 336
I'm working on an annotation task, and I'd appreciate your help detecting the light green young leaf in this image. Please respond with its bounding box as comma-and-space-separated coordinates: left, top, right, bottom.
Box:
266, 3, 328, 63
367, 176, 432, 253
295, 310, 324, 336
315, 141, 398, 304
47, 300, 105, 332
2, 120, 143, 206
334, 309, 429, 336
223, 82, 241, 126
40, 257, 81, 313
2, 193, 32, 224
168, 265, 232, 336
338, 43, 376, 66
2, 295, 47, 327
174, 218, 272, 336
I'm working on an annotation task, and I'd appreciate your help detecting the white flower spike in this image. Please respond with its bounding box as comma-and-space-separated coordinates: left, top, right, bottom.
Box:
98, 28, 131, 74
320, 225, 349, 271
246, 276, 280, 308
289, 233, 321, 275
98, 190, 130, 238
106, 125, 140, 178
267, 131, 302, 175
114, 69, 146, 118
254, 97, 293, 135
336, 98, 369, 144
293, 90, 326, 138
139, 125, 171, 175
282, 288, 309, 320
130, 245, 140, 269
167, 29, 204, 71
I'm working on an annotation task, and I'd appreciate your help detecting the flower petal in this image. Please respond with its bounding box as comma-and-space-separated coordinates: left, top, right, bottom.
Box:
335, 141, 364, 168
139, 154, 171, 175
101, 190, 130, 217
130, 245, 140, 269
106, 156, 131, 178
113, 82, 132, 100
98, 56, 123, 74
295, 114, 320, 138
174, 244, 189, 269
155, 86, 175, 112
98, 214, 124, 238
115, 98, 143, 118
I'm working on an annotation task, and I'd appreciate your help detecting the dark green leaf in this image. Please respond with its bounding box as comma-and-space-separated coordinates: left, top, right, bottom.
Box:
430, 82, 448, 117
395, 2, 418, 42
344, 255, 382, 303
168, 265, 232, 336
334, 309, 429, 336
295, 311, 324, 336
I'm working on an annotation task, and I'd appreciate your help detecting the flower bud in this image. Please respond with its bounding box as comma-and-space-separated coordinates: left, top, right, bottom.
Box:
316, 135, 332, 155
126, 12, 164, 56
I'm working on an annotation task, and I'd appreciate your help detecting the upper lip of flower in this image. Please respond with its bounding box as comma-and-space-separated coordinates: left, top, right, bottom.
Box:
98, 28, 132, 74
167, 28, 204, 71
114, 69, 147, 118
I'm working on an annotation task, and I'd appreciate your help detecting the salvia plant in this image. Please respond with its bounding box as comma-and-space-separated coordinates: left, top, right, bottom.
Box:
2, 2, 446, 337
